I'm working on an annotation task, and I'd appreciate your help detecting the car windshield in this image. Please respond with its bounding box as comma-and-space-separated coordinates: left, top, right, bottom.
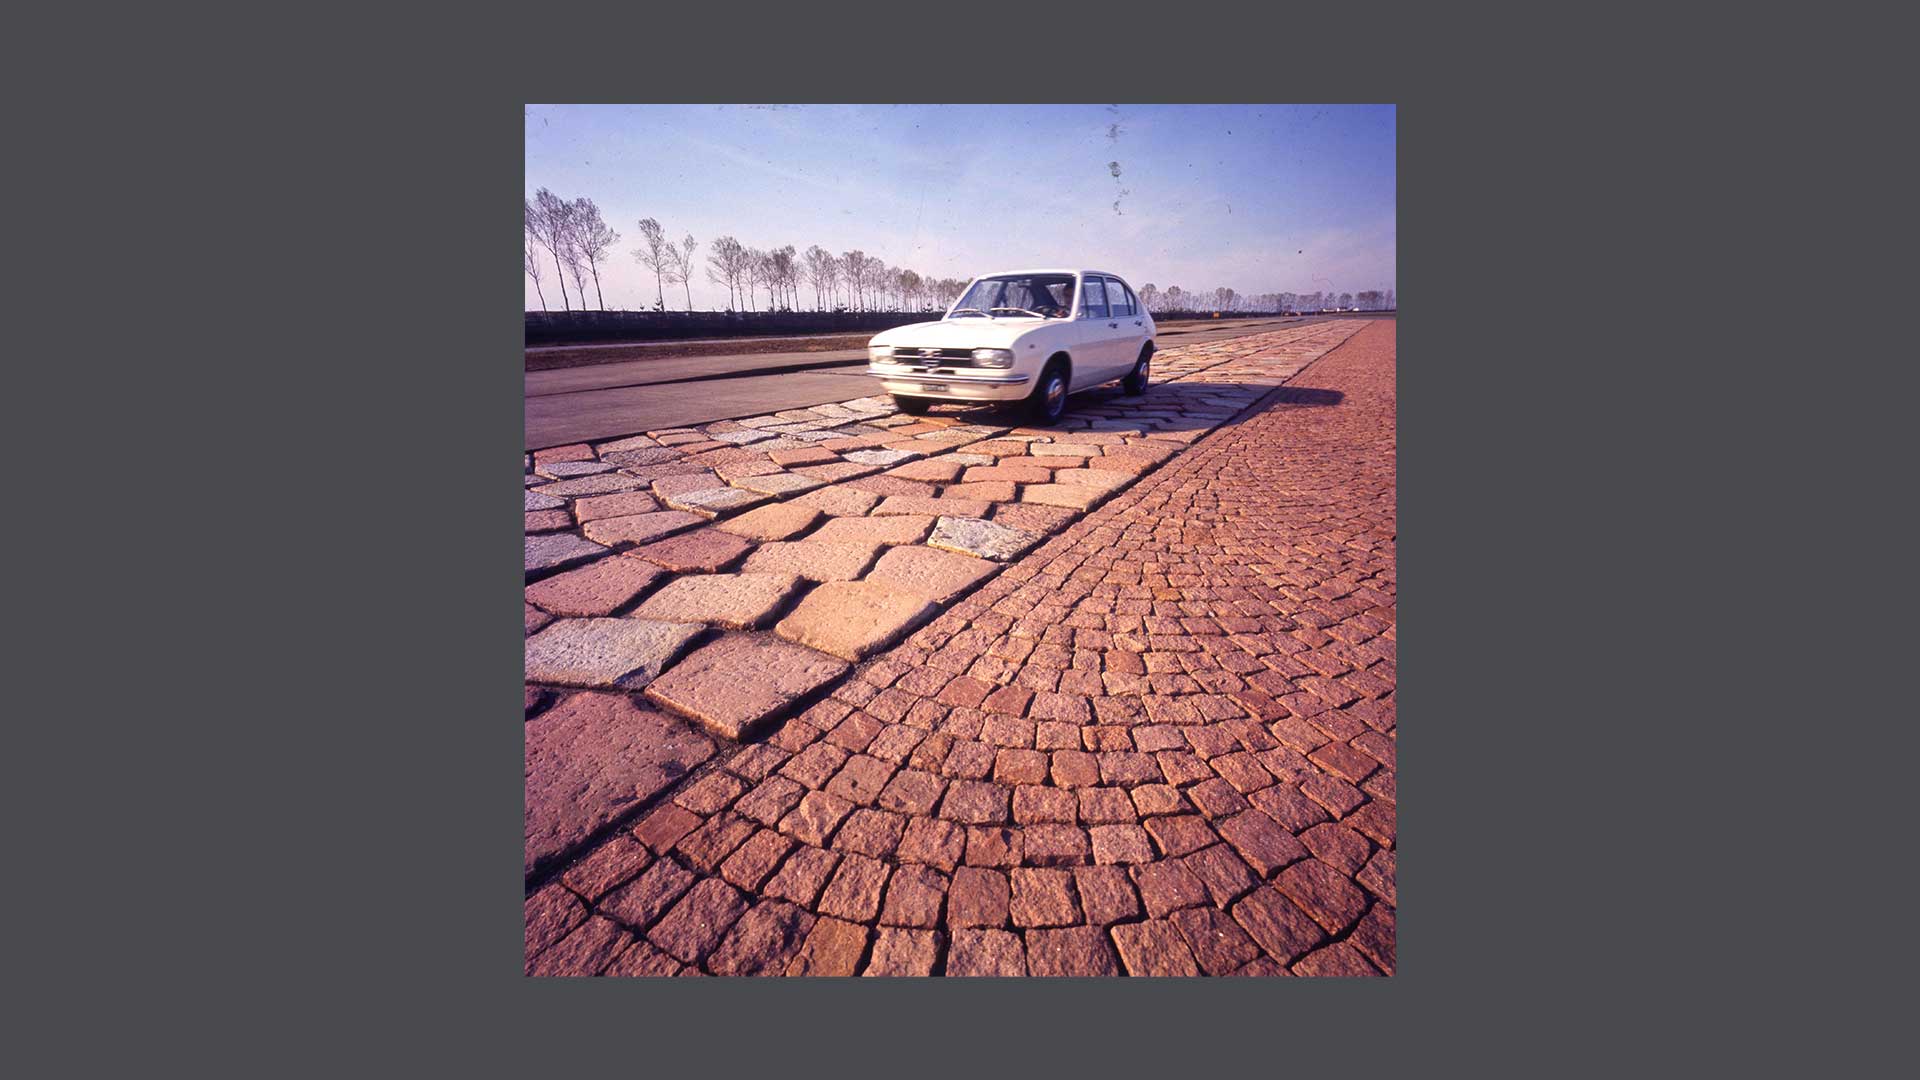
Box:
950, 275, 1075, 318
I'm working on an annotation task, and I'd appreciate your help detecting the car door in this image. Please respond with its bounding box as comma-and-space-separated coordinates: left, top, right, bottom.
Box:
1074, 275, 1130, 385
1103, 277, 1149, 368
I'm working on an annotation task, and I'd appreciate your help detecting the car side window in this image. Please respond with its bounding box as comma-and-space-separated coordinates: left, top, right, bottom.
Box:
1105, 279, 1134, 317
1080, 277, 1109, 319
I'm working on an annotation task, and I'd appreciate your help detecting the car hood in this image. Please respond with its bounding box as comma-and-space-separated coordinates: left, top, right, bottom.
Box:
870, 318, 1048, 350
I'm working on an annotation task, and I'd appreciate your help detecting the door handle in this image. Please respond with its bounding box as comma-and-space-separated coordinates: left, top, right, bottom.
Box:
1108, 322, 1118, 329
1133, 320, 1142, 326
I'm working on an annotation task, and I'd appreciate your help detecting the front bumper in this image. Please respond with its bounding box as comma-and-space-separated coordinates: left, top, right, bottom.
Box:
866, 364, 1032, 402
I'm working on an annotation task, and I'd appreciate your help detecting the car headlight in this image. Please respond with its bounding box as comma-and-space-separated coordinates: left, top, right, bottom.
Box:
869, 346, 894, 362
971, 348, 1014, 368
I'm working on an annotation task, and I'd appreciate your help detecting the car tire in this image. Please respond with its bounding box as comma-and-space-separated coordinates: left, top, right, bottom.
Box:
891, 394, 932, 415
1122, 346, 1152, 395
1027, 360, 1070, 425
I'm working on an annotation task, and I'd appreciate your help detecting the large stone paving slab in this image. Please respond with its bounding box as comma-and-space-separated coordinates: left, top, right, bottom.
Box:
530, 473, 652, 498
525, 533, 610, 580
927, 516, 1045, 563
629, 528, 756, 573
524, 554, 666, 617
864, 544, 1000, 604
713, 503, 824, 542
791, 486, 883, 517
808, 515, 935, 547
524, 617, 704, 690
663, 486, 771, 519
580, 510, 704, 548
525, 692, 715, 874
741, 541, 886, 582
773, 580, 939, 661
644, 633, 851, 740
572, 491, 662, 523
629, 572, 806, 630
732, 472, 828, 497
1018, 484, 1107, 511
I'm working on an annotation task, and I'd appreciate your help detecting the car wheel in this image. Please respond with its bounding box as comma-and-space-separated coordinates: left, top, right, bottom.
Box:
1122, 346, 1152, 395
1028, 361, 1069, 425
891, 394, 932, 415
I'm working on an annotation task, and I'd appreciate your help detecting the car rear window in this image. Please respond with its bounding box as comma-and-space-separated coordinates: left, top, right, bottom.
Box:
1105, 279, 1134, 317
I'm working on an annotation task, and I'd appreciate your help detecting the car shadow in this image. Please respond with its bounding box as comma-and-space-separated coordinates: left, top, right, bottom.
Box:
906, 380, 1344, 426
1266, 386, 1344, 407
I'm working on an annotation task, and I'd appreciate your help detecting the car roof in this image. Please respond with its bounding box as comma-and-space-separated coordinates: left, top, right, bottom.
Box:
976, 268, 1126, 280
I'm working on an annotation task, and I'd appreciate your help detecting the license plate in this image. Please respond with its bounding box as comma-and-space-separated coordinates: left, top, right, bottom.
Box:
919, 382, 949, 392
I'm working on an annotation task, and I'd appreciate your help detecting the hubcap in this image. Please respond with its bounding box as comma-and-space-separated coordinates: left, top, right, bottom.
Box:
1045, 376, 1065, 414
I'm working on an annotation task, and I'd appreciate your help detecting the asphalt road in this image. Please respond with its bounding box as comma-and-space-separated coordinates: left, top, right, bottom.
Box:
524, 314, 1356, 449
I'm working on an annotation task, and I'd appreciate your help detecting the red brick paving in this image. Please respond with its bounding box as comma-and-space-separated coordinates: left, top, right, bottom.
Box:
526, 319, 1395, 975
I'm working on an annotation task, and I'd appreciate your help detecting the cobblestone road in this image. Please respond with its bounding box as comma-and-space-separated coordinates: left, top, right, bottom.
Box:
525, 318, 1395, 976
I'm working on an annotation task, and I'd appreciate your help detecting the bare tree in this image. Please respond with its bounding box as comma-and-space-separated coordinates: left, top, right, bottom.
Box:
707, 235, 745, 311
526, 190, 575, 311
667, 234, 697, 311
524, 233, 549, 311
741, 248, 767, 311
567, 198, 618, 310
1137, 283, 1158, 313
803, 245, 835, 310
841, 250, 866, 311
770, 245, 798, 311
632, 217, 672, 311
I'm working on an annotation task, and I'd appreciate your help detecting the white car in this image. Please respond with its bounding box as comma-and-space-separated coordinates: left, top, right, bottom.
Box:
865, 269, 1156, 424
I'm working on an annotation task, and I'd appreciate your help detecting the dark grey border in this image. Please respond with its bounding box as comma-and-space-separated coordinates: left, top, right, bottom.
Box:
57, 14, 1850, 1070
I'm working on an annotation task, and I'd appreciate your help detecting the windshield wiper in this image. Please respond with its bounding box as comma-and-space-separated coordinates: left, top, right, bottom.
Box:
990, 307, 1046, 318
949, 307, 989, 318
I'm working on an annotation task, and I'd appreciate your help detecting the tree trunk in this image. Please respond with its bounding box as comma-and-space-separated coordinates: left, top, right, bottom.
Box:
551, 250, 571, 311
684, 279, 693, 311
533, 280, 548, 311
590, 261, 606, 310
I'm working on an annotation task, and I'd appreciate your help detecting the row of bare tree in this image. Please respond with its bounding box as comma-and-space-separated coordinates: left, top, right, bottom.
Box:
524, 189, 621, 312
694, 240, 970, 315
526, 189, 1394, 315
1136, 285, 1395, 313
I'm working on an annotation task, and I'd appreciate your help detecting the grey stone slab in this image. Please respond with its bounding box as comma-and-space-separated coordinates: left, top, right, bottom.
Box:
523, 617, 705, 690
749, 437, 811, 453
732, 472, 829, 497
602, 447, 688, 467
526, 490, 567, 512
537, 460, 617, 479
711, 428, 777, 445
928, 516, 1047, 563
842, 449, 917, 466
526, 533, 611, 579
663, 487, 772, 518
531, 473, 652, 498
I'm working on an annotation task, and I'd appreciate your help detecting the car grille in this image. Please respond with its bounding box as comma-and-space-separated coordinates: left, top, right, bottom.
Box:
889, 347, 977, 365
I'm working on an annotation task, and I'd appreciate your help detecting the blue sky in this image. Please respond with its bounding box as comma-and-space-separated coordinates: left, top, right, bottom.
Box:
525, 104, 1395, 310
